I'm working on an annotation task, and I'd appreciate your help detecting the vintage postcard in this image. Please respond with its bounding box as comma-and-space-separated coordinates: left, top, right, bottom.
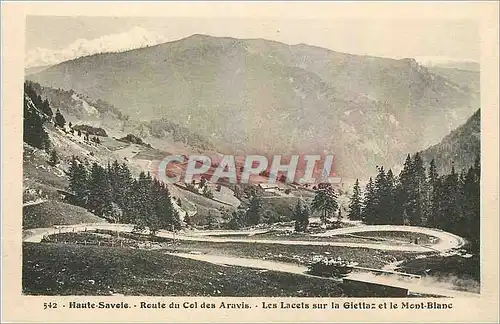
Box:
2, 1, 499, 323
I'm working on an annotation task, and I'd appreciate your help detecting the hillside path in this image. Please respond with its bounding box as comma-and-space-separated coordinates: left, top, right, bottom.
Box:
168, 252, 479, 298
23, 223, 465, 253
22, 223, 474, 298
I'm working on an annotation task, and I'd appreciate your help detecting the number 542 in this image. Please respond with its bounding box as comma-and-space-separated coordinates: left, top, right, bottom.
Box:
43, 302, 57, 309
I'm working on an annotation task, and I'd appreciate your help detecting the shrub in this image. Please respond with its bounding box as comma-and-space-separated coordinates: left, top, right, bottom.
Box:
307, 257, 356, 278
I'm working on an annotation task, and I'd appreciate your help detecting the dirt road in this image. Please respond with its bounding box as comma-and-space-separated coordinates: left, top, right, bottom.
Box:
22, 222, 475, 298
169, 252, 479, 298
23, 223, 465, 253
311, 224, 467, 252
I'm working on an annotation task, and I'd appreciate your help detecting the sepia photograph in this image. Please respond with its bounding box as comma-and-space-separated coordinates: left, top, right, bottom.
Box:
2, 2, 499, 323
21, 15, 483, 299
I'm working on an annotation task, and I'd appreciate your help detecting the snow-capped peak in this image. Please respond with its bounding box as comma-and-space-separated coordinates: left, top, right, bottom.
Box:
25, 26, 167, 68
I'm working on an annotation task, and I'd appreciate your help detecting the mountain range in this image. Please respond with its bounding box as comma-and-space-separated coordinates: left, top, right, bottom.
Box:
27, 34, 480, 177
25, 27, 167, 69
421, 109, 480, 174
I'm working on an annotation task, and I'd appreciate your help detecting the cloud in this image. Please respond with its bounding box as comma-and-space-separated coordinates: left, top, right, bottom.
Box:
25, 26, 167, 68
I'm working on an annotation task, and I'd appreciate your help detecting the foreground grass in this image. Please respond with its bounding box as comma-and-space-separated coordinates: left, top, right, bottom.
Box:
353, 231, 438, 245
24, 179, 64, 204
23, 148, 69, 191
23, 201, 106, 229
163, 240, 417, 269
23, 243, 344, 297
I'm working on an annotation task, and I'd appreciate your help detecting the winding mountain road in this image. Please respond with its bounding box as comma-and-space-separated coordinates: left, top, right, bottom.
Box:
23, 223, 465, 253
311, 224, 466, 252
167, 252, 479, 298
22, 222, 476, 298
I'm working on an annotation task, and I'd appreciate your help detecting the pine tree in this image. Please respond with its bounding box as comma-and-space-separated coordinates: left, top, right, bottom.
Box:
246, 195, 262, 225
202, 185, 214, 198
199, 177, 207, 190
41, 99, 53, 121
402, 209, 410, 225
301, 204, 311, 230
385, 169, 397, 224
118, 163, 134, 222
105, 161, 123, 222
24, 82, 38, 103
54, 110, 66, 129
399, 154, 413, 190
48, 149, 59, 166
428, 159, 439, 186
462, 156, 480, 252
361, 177, 376, 224
68, 156, 88, 207
372, 167, 387, 224
87, 163, 113, 217
436, 165, 462, 233
427, 159, 440, 227
412, 153, 429, 226
311, 183, 338, 224
294, 201, 309, 232
154, 180, 180, 231
370, 166, 396, 225
348, 179, 362, 220
132, 172, 155, 233
398, 154, 414, 224
148, 179, 164, 235
229, 206, 248, 229
108, 202, 123, 224
206, 210, 220, 230
24, 81, 49, 123
294, 201, 303, 232
392, 181, 406, 225
398, 153, 428, 226
23, 93, 50, 149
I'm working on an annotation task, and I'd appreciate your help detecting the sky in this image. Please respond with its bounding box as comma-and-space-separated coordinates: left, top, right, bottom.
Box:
25, 16, 480, 67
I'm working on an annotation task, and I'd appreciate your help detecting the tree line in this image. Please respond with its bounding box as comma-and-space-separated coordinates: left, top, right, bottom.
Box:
228, 192, 264, 229
27, 80, 129, 121
348, 153, 480, 252
226, 184, 294, 229
67, 157, 180, 234
286, 152, 479, 254
291, 182, 344, 232
24, 82, 51, 150
24, 81, 68, 149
